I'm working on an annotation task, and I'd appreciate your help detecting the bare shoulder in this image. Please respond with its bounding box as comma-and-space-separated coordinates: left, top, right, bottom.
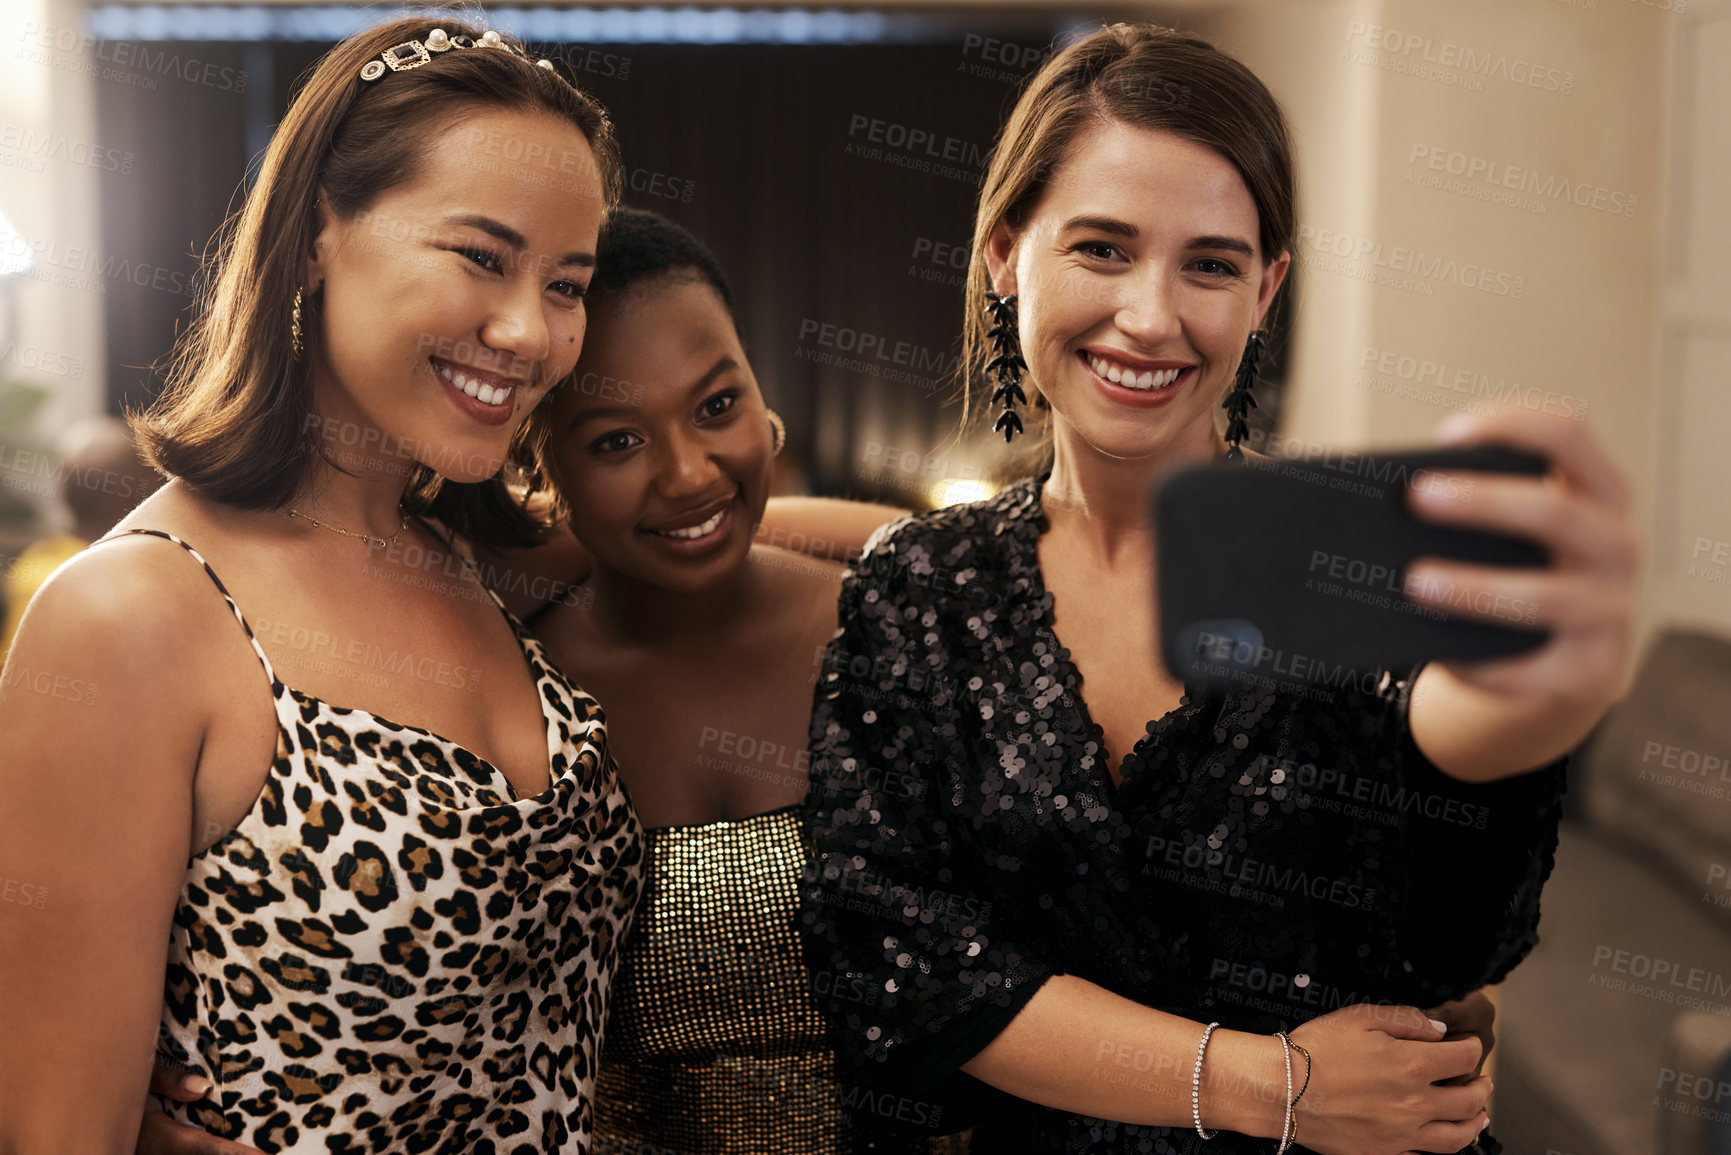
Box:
16, 483, 242, 690
18, 537, 216, 687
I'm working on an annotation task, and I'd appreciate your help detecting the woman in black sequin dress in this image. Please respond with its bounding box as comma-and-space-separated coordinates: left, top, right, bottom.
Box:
800, 23, 1641, 1155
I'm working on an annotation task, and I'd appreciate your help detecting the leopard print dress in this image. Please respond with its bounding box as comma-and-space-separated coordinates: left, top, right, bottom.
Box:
114, 530, 644, 1154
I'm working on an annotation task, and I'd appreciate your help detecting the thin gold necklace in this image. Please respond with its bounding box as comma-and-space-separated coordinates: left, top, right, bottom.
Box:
284, 504, 411, 550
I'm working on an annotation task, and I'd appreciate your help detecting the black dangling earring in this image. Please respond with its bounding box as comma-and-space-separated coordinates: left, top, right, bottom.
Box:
1222, 329, 1264, 462
984, 292, 1028, 442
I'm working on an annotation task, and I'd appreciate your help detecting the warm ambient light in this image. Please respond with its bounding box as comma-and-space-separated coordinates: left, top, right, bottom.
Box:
932, 478, 993, 508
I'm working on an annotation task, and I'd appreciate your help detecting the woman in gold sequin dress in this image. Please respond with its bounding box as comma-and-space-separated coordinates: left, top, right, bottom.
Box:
521, 209, 955, 1154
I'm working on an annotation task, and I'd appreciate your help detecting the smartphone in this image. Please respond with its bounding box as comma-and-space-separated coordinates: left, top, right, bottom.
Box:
1152, 445, 1551, 692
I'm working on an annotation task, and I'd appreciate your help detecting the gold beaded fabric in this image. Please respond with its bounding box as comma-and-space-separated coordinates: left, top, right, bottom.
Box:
594, 806, 969, 1154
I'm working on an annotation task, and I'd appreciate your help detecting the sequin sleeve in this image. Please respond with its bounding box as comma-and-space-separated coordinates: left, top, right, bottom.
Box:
799, 518, 1055, 1099
1377, 663, 1568, 1000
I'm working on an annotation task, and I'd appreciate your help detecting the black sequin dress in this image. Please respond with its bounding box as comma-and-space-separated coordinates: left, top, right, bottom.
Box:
799, 479, 1566, 1155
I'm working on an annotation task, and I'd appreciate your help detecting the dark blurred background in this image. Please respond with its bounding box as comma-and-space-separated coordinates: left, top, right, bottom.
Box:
86, 6, 1293, 512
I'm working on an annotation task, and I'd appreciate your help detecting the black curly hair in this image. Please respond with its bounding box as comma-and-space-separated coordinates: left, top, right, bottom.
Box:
587, 207, 734, 315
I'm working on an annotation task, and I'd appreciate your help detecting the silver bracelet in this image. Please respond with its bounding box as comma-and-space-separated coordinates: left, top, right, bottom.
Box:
1193, 1021, 1221, 1140
1274, 1031, 1297, 1154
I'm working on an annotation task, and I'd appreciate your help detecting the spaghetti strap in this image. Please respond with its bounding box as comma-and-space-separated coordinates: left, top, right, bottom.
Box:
89, 528, 280, 689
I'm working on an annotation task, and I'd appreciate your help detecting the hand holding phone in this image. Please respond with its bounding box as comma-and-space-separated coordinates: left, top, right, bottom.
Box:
1153, 445, 1552, 691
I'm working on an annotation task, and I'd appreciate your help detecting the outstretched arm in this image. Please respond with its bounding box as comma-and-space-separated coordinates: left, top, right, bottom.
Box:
1405, 405, 1642, 782
754, 496, 908, 565
476, 493, 909, 621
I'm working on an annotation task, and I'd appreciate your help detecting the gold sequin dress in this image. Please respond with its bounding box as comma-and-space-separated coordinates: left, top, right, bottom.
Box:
594, 806, 967, 1154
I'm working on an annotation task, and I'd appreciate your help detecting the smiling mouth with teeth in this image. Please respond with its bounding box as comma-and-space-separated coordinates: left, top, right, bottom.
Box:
433, 360, 518, 407
650, 507, 726, 540
1087, 354, 1186, 391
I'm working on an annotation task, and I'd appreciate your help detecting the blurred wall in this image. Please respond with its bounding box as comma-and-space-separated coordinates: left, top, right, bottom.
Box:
1207, 0, 1679, 655
1653, 0, 1731, 640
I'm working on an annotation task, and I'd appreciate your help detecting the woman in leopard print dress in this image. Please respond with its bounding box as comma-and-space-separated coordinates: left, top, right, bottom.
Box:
0, 17, 641, 1154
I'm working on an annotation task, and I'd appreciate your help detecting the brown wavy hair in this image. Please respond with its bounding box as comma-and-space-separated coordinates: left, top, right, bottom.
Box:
960, 23, 1296, 474
132, 14, 622, 549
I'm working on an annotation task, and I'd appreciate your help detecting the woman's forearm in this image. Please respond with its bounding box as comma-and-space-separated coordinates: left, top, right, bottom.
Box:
758, 497, 907, 563
960, 976, 1488, 1153
1409, 662, 1602, 782
960, 975, 1288, 1138
473, 496, 903, 620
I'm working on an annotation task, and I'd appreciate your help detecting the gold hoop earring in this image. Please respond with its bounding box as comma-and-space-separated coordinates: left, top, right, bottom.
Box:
766, 409, 786, 457
290, 286, 305, 361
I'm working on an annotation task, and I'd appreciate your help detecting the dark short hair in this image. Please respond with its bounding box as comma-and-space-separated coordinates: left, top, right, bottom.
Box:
132, 15, 622, 550
587, 207, 734, 314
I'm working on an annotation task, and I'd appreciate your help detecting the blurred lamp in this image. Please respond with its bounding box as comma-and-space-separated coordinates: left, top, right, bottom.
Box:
933, 479, 993, 508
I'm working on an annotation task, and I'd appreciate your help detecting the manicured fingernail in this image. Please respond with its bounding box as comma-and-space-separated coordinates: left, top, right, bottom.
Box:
1428, 1018, 1448, 1033
184, 1074, 212, 1096
1480, 1115, 1491, 1131
1438, 412, 1476, 443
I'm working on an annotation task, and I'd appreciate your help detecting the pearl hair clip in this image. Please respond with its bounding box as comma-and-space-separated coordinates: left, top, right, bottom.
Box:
359, 28, 557, 82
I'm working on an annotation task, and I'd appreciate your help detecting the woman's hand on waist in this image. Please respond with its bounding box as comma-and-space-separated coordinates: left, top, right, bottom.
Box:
138, 1062, 264, 1155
